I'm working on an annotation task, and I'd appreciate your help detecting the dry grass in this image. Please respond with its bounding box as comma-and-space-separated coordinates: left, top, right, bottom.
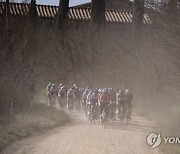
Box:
0, 104, 69, 152
135, 101, 180, 154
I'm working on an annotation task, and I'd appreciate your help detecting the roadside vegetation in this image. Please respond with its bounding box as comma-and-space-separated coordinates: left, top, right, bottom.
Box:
135, 98, 180, 154
0, 104, 70, 152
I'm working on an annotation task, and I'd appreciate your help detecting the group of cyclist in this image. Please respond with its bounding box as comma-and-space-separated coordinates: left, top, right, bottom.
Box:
47, 83, 133, 123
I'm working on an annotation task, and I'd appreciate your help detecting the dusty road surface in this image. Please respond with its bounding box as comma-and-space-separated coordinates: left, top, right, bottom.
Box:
3, 112, 161, 154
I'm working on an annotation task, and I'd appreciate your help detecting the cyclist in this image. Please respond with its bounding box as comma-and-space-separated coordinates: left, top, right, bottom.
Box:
73, 84, 78, 89
73, 87, 81, 111
67, 88, 74, 110
117, 90, 127, 119
47, 83, 52, 93
82, 89, 89, 116
47, 83, 52, 105
80, 88, 85, 95
49, 84, 57, 107
90, 89, 99, 121
58, 86, 67, 109
116, 88, 120, 94
125, 89, 133, 120
99, 88, 110, 121
58, 83, 63, 91
86, 90, 93, 117
108, 88, 117, 121
98, 89, 103, 103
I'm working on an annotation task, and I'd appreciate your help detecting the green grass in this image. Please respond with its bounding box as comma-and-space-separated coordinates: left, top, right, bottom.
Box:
0, 104, 70, 152
135, 103, 180, 154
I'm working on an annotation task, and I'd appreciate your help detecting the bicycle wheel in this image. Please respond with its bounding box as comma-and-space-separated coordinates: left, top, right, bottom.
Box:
126, 107, 130, 124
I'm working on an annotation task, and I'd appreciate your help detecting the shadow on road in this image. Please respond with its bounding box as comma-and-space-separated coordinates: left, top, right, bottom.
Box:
103, 116, 157, 133
60, 111, 157, 134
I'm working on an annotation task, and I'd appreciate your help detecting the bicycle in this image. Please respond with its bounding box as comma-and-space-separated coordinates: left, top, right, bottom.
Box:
118, 103, 125, 124
50, 95, 56, 107
59, 96, 66, 109
74, 97, 81, 112
90, 105, 97, 124
67, 98, 74, 112
108, 102, 116, 124
125, 103, 132, 124
99, 104, 109, 127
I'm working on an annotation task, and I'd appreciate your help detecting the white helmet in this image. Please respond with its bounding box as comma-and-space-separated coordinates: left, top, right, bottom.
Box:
125, 89, 130, 95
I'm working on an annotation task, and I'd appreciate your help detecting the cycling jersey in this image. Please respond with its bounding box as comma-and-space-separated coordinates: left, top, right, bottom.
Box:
82, 92, 88, 101
67, 90, 73, 98
47, 85, 52, 94
87, 93, 92, 104
99, 93, 109, 104
59, 88, 67, 97
126, 93, 133, 102
90, 93, 98, 105
109, 92, 116, 102
50, 87, 57, 96
74, 89, 81, 99
117, 93, 127, 104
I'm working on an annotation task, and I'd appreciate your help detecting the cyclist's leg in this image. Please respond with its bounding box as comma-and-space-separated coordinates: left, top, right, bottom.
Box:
128, 103, 132, 120
118, 103, 121, 118
109, 104, 112, 119
107, 104, 110, 119
104, 104, 108, 121
64, 97, 67, 109
113, 103, 116, 120
123, 103, 126, 119
62, 97, 65, 109
82, 100, 85, 116
58, 96, 60, 107
100, 104, 103, 116
78, 98, 81, 111
67, 98, 69, 109
85, 100, 88, 116
95, 105, 98, 119
72, 98, 74, 110
48, 94, 51, 106
50, 95, 53, 107
91, 105, 94, 119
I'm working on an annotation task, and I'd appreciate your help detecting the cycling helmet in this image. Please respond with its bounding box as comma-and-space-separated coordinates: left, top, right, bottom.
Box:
59, 83, 63, 87
109, 88, 113, 92
103, 88, 108, 93
98, 89, 102, 93
75, 87, 79, 90
73, 84, 77, 87
125, 89, 130, 95
94, 89, 98, 93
